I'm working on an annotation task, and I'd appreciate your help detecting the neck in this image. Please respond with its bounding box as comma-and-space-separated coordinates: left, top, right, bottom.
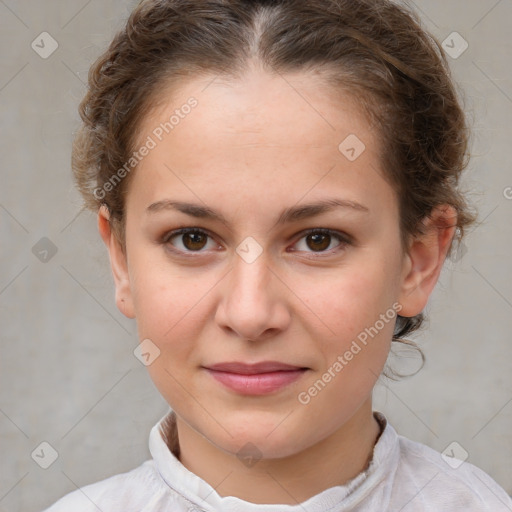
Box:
170, 399, 382, 505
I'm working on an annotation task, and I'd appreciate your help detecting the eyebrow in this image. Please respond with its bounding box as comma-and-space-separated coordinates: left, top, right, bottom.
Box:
146, 198, 369, 226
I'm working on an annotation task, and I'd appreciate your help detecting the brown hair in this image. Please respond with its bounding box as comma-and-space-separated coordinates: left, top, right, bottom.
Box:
72, 0, 476, 365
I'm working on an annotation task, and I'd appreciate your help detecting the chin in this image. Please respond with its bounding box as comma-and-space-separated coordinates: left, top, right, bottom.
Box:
204, 410, 317, 460
219, 430, 309, 461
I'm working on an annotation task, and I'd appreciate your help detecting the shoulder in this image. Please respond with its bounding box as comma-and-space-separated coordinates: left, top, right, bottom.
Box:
391, 434, 512, 511
41, 460, 167, 512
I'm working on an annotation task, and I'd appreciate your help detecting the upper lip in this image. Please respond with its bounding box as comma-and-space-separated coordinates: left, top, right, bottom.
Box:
204, 361, 306, 374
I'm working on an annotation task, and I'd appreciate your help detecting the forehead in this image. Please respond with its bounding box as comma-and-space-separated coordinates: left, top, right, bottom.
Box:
138, 67, 377, 150
128, 68, 394, 222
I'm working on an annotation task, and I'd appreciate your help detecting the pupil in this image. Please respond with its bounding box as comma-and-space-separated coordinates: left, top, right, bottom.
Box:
185, 233, 206, 250
308, 233, 329, 251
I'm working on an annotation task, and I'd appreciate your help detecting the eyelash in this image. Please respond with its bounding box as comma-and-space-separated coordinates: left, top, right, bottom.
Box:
160, 227, 352, 258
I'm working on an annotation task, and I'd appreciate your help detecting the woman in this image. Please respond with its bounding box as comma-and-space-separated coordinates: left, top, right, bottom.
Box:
44, 0, 512, 510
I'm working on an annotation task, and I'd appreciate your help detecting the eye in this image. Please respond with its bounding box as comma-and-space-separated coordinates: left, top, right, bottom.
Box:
161, 227, 351, 256
163, 228, 219, 253
291, 228, 351, 255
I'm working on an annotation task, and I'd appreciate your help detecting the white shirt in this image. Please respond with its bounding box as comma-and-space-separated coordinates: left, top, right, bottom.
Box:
42, 410, 512, 511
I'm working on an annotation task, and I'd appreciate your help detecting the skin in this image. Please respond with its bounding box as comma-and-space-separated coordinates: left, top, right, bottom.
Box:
98, 63, 457, 505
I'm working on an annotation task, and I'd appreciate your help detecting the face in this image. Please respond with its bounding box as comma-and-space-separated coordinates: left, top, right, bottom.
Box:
102, 65, 435, 460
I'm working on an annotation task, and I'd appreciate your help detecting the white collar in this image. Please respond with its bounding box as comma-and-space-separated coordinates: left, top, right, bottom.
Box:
148, 410, 399, 512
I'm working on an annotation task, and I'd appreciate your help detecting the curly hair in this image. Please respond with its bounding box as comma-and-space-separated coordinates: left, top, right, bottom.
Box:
72, 0, 477, 368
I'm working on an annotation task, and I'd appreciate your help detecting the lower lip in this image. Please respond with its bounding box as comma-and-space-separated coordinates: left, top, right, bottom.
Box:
205, 369, 307, 395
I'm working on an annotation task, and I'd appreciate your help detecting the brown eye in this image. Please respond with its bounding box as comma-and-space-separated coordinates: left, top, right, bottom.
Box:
181, 231, 208, 251
292, 229, 351, 255
164, 228, 215, 253
306, 232, 332, 252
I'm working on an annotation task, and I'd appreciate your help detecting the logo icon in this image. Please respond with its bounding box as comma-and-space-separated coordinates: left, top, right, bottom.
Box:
441, 441, 469, 469
134, 338, 161, 366
236, 442, 263, 468
31, 32, 59, 59
31, 442, 59, 469
32, 237, 58, 263
236, 237, 263, 264
442, 32, 469, 59
338, 134, 366, 162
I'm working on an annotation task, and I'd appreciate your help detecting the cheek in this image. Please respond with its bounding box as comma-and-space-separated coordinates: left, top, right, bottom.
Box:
128, 254, 208, 348
294, 265, 396, 422
130, 265, 211, 405
301, 261, 397, 342
297, 260, 399, 406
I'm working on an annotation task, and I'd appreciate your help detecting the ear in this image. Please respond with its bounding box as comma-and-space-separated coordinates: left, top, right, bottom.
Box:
398, 204, 458, 317
97, 205, 136, 319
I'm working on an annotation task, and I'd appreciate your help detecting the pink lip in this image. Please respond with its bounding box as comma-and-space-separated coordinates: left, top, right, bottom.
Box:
204, 361, 308, 395
207, 361, 305, 374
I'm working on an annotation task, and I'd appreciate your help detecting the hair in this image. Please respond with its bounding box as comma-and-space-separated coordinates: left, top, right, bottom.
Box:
72, 0, 477, 373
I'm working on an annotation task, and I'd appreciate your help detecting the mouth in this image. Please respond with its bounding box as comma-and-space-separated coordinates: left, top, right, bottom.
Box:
202, 361, 309, 395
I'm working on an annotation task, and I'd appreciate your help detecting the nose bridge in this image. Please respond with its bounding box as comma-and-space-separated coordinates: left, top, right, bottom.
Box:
229, 247, 273, 312
217, 244, 289, 340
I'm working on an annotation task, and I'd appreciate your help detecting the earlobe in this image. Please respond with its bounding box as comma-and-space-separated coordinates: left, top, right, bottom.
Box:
398, 205, 457, 317
97, 205, 136, 319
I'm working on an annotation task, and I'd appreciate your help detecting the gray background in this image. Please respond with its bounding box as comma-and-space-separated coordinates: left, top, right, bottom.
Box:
1, 1, 511, 511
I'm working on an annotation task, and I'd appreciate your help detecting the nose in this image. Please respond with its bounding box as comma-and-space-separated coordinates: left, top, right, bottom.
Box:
215, 249, 291, 342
